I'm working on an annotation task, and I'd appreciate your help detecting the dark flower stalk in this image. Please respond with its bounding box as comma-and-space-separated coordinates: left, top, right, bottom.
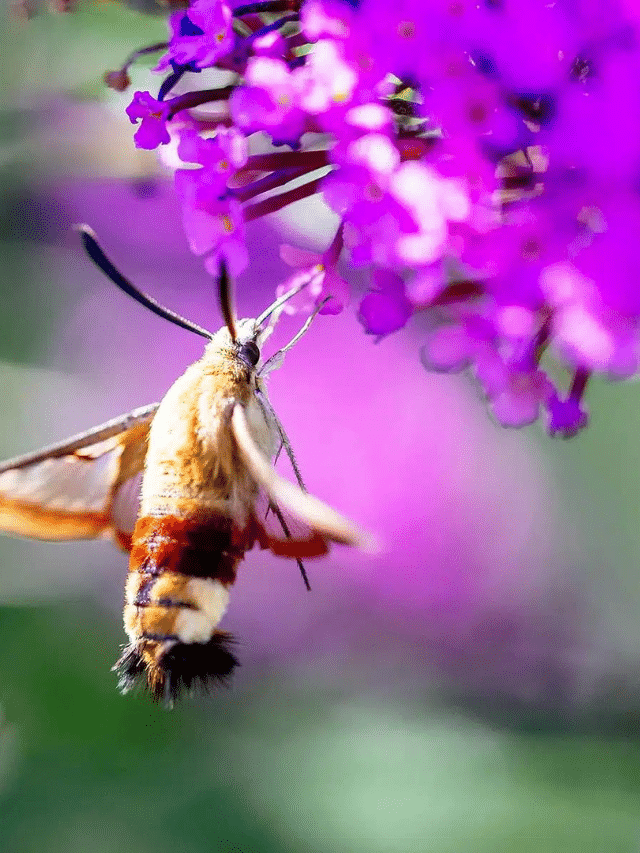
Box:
105, 42, 168, 93
244, 175, 325, 220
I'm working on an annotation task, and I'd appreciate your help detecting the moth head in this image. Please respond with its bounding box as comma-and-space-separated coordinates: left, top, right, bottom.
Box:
234, 319, 263, 369
216, 260, 277, 367
215, 256, 321, 370
203, 318, 263, 369
212, 256, 322, 376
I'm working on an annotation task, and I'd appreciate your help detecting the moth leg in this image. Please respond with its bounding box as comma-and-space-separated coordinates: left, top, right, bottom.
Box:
255, 388, 306, 492
256, 294, 330, 489
267, 498, 311, 592
253, 392, 310, 590
264, 440, 284, 523
254, 267, 324, 331
232, 403, 371, 549
259, 297, 330, 376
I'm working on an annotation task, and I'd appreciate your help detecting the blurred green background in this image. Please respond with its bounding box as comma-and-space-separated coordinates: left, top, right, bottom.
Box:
1, 4, 640, 853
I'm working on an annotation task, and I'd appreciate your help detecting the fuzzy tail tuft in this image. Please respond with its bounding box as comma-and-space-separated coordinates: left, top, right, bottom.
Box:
113, 632, 239, 705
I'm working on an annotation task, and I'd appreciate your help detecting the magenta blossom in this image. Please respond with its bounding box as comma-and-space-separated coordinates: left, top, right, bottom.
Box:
230, 56, 307, 145
359, 270, 413, 338
161, 0, 233, 71
116, 0, 640, 437
277, 227, 350, 316
175, 171, 248, 274
125, 92, 171, 150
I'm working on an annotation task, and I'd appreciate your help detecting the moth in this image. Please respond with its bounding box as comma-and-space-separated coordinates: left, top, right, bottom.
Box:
0, 227, 371, 704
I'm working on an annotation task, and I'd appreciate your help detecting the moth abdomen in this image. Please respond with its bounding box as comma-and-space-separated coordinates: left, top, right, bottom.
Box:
118, 512, 250, 701
129, 514, 246, 582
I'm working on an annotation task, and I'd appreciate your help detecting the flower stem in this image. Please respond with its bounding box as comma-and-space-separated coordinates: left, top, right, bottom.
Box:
244, 175, 325, 220
166, 86, 236, 119
234, 0, 300, 16
242, 149, 329, 172
430, 279, 483, 305
235, 167, 313, 202
124, 42, 168, 69
247, 13, 299, 44
105, 42, 169, 93
325, 221, 344, 265
569, 367, 590, 402
159, 67, 186, 102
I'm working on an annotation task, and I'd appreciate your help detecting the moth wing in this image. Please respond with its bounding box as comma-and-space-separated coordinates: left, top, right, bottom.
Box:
231, 402, 375, 556
249, 490, 328, 559
0, 403, 158, 550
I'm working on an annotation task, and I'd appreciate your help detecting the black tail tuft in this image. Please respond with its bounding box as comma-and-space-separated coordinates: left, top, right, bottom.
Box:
113, 633, 239, 705
158, 632, 239, 704
113, 643, 147, 694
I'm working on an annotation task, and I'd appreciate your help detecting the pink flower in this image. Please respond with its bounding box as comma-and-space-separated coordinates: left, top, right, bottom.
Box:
175, 169, 247, 274
119, 0, 640, 436
358, 270, 413, 337
230, 57, 305, 145
125, 92, 170, 150
169, 0, 233, 70
277, 226, 350, 316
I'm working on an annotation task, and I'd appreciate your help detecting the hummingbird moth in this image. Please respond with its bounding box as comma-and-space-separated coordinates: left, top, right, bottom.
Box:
0, 227, 371, 704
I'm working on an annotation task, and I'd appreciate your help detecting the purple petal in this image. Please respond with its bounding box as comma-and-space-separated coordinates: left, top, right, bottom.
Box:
547, 394, 589, 438
358, 270, 412, 336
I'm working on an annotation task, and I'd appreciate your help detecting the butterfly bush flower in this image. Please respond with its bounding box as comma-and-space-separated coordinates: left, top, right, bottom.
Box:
166, 0, 234, 70
126, 92, 172, 149
115, 0, 640, 436
277, 224, 349, 315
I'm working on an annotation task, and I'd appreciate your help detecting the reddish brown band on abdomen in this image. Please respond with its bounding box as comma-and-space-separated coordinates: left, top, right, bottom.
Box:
115, 512, 260, 701
129, 513, 251, 584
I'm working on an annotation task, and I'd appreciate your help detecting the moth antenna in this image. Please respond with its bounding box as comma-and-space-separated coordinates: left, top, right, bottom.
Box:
254, 267, 324, 328
76, 224, 214, 341
259, 297, 330, 376
217, 259, 237, 342
268, 499, 311, 591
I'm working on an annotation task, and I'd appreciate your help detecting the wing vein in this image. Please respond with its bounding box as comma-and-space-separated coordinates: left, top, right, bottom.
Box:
0, 403, 159, 472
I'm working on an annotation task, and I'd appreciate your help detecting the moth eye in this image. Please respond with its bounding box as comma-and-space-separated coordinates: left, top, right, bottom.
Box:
239, 340, 260, 367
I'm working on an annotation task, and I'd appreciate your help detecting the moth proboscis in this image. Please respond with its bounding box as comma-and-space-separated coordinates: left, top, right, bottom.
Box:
0, 226, 375, 705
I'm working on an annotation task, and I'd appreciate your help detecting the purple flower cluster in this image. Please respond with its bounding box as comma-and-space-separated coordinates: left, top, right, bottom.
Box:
116, 0, 640, 435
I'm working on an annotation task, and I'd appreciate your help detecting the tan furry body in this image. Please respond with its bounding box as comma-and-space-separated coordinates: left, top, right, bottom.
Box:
141, 339, 275, 520
125, 333, 278, 675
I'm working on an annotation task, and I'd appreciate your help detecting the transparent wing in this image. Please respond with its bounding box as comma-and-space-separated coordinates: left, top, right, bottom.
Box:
0, 403, 158, 550
252, 489, 328, 561
231, 402, 375, 556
